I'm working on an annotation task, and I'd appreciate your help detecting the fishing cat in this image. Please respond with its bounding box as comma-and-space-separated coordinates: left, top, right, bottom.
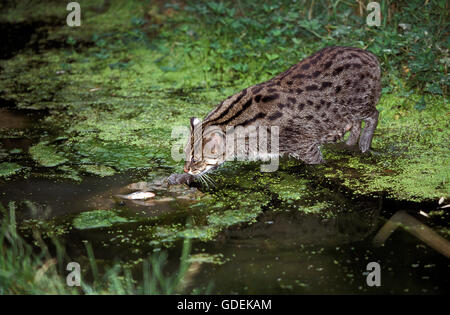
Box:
183, 46, 381, 176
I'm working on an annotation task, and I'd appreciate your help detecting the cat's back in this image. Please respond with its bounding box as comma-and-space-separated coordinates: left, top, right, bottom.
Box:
270, 46, 381, 104
204, 47, 381, 129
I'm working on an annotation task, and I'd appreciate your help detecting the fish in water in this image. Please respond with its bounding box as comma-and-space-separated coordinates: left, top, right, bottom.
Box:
116, 191, 155, 200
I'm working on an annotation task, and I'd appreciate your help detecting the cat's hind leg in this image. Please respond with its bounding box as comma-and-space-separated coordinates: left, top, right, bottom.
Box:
345, 121, 361, 146
359, 109, 379, 153
299, 142, 325, 165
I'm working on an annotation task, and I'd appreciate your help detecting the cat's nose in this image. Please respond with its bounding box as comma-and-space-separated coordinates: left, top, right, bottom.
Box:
183, 166, 189, 173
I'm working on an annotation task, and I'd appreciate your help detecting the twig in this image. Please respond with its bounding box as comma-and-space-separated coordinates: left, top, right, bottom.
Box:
373, 210, 450, 259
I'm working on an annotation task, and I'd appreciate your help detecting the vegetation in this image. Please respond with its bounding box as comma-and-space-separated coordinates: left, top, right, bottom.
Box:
0, 203, 192, 294
0, 0, 448, 294
0, 0, 447, 199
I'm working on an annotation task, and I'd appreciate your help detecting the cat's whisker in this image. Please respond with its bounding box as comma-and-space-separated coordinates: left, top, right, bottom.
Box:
199, 173, 210, 189
203, 173, 216, 188
203, 172, 213, 183
199, 173, 210, 187
197, 174, 206, 188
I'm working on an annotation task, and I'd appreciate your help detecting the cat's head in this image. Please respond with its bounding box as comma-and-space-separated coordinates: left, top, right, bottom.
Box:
183, 117, 226, 176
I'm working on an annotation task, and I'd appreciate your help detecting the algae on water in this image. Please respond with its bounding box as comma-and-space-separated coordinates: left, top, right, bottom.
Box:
80, 164, 116, 177
0, 162, 23, 178
73, 209, 136, 230
29, 142, 68, 167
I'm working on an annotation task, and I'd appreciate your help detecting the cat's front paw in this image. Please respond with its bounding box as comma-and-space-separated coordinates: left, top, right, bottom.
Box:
167, 173, 194, 186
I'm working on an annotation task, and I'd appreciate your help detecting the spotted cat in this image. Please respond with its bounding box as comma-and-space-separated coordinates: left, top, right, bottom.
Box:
184, 46, 381, 176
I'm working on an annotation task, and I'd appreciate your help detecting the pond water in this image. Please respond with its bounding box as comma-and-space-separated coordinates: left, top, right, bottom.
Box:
0, 107, 448, 294
1, 168, 449, 294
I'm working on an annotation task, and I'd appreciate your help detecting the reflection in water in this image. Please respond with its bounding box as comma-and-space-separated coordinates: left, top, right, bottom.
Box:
183, 201, 449, 294
373, 210, 450, 259
0, 108, 33, 129
183, 201, 383, 294
227, 202, 380, 247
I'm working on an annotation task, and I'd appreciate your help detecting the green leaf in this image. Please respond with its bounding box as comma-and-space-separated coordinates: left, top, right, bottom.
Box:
414, 96, 426, 111
265, 53, 279, 61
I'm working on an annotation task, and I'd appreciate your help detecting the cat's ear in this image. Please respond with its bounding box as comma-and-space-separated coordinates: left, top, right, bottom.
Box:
190, 117, 201, 130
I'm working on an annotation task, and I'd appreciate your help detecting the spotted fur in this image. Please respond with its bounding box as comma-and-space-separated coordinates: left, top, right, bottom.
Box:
185, 46, 381, 174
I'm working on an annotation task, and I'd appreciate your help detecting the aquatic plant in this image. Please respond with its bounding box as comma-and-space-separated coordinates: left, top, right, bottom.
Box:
0, 203, 194, 294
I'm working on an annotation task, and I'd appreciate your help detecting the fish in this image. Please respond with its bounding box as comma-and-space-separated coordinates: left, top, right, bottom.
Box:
116, 191, 156, 200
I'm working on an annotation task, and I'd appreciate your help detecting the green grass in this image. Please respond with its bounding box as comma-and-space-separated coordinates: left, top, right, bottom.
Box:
0, 202, 194, 294
171, 0, 448, 94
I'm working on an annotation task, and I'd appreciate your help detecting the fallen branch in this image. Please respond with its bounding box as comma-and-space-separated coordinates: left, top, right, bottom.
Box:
373, 210, 450, 259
